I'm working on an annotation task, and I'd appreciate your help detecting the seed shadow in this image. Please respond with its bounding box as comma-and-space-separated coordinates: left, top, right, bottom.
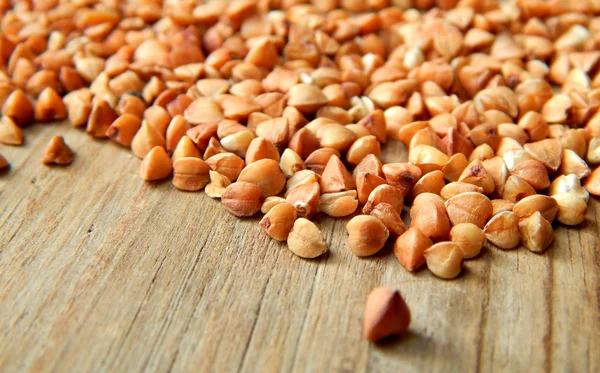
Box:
0, 165, 10, 176
373, 329, 421, 348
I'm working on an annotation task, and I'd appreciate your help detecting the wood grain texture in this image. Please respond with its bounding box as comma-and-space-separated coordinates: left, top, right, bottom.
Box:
0, 122, 598, 373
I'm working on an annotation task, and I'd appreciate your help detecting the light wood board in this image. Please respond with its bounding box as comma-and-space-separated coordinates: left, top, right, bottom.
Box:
0, 122, 598, 373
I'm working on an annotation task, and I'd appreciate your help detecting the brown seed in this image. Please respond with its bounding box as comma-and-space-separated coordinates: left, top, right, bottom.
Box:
259, 202, 297, 241
41, 136, 74, 166
187, 122, 218, 149
105, 114, 141, 147
357, 109, 387, 143
34, 87, 67, 122
411, 193, 447, 218
288, 128, 319, 159
287, 83, 329, 114
165, 115, 191, 153
517, 111, 548, 142
318, 190, 359, 217
356, 172, 387, 205
286, 170, 319, 196
204, 137, 226, 160
2, 89, 34, 125
172, 136, 201, 162
442, 153, 469, 182
458, 159, 496, 195
409, 145, 450, 174
287, 218, 328, 259
205, 171, 231, 199
64, 89, 93, 128
220, 129, 255, 157
221, 181, 263, 217
261, 196, 287, 214
305, 148, 341, 175
320, 155, 355, 193
440, 182, 485, 200
411, 202, 451, 242
445, 192, 493, 229
502, 175, 536, 203
518, 212, 554, 253
205, 152, 245, 182
346, 215, 389, 257
183, 97, 224, 125
481, 157, 510, 197
143, 105, 171, 136
370, 202, 406, 237
450, 223, 485, 259
255, 117, 289, 150
513, 195, 559, 223
286, 181, 320, 219
423, 242, 464, 280
140, 146, 173, 181
410, 170, 445, 200
511, 159, 550, 190
559, 150, 591, 179
483, 211, 521, 249
549, 174, 589, 203
381, 163, 422, 196
237, 158, 285, 197
523, 139, 562, 171
363, 287, 411, 342
280, 148, 305, 178
346, 135, 381, 166
317, 123, 358, 152
131, 120, 166, 159
394, 227, 432, 271
469, 144, 495, 162
552, 193, 587, 226
245, 137, 280, 164
172, 157, 211, 192
0, 154, 8, 170
353, 154, 384, 180
220, 95, 262, 120
116, 93, 146, 119
363, 183, 404, 214
86, 100, 117, 138
0, 116, 23, 145
491, 199, 515, 216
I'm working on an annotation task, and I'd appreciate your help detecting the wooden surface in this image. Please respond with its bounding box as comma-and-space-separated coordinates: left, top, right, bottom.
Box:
0, 122, 598, 373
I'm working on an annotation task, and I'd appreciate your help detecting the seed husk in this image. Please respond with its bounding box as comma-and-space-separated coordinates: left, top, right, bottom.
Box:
41, 136, 74, 166
172, 157, 211, 192
221, 181, 263, 217
0, 116, 24, 145
346, 215, 389, 257
423, 242, 464, 280
518, 212, 554, 253
259, 202, 297, 241
363, 287, 411, 342
140, 146, 172, 181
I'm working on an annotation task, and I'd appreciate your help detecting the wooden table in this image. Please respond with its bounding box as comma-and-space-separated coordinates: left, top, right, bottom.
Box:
0, 122, 598, 373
